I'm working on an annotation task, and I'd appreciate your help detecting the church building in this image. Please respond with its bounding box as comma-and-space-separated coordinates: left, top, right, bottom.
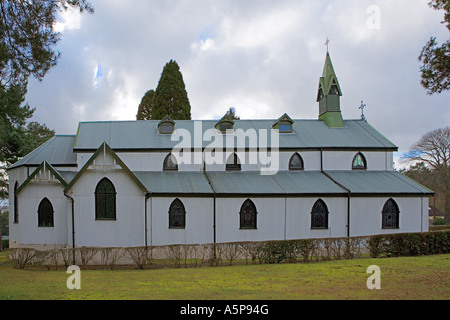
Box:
8, 52, 433, 250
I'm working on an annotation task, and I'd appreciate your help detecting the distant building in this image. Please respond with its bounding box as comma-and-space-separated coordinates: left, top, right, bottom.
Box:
8, 52, 433, 250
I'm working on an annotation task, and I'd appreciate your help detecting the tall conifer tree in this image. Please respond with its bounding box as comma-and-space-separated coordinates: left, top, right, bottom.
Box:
137, 60, 191, 120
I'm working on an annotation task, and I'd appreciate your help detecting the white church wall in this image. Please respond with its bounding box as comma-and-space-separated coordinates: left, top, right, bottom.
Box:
69, 153, 146, 247
349, 197, 429, 237
9, 183, 69, 248
323, 151, 392, 171
285, 197, 348, 239
215, 198, 286, 243
148, 197, 214, 246
117, 152, 203, 172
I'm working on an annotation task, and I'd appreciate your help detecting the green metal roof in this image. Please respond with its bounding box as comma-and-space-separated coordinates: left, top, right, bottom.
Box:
317, 51, 343, 99
325, 171, 434, 195
134, 171, 213, 195
73, 119, 397, 151
9, 135, 77, 169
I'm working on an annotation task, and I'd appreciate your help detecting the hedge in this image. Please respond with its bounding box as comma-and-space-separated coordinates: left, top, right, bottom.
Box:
7, 231, 450, 269
367, 231, 450, 258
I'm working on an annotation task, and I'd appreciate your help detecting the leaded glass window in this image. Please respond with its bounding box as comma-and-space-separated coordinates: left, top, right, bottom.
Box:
226, 153, 241, 171
311, 199, 328, 229
289, 153, 304, 171
163, 153, 178, 171
169, 198, 186, 229
14, 181, 19, 223
38, 198, 54, 227
95, 178, 116, 220
352, 152, 367, 170
382, 199, 399, 229
240, 199, 257, 229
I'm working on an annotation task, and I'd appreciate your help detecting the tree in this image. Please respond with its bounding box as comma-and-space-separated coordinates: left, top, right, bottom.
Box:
0, 82, 55, 200
419, 0, 450, 94
136, 89, 155, 120
403, 126, 450, 215
136, 60, 191, 120
0, 0, 94, 87
0, 0, 85, 201
226, 107, 240, 120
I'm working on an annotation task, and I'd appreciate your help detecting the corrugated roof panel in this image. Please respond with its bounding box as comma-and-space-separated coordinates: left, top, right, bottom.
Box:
325, 171, 433, 195
9, 135, 77, 169
73, 119, 398, 151
271, 171, 346, 194
207, 171, 285, 195
134, 171, 213, 194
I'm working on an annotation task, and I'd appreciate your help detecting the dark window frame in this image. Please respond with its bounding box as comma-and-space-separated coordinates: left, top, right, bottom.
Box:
352, 152, 367, 170
289, 153, 304, 171
382, 198, 400, 229
14, 181, 19, 223
169, 198, 186, 229
311, 199, 329, 229
226, 153, 241, 171
163, 153, 179, 171
239, 199, 257, 229
38, 197, 54, 227
95, 177, 117, 220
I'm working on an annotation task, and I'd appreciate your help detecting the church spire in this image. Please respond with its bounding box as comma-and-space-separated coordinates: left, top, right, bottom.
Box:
317, 50, 344, 127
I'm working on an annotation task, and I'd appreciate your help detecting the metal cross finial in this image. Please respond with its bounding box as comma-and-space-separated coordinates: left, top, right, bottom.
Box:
359, 101, 367, 121
325, 37, 330, 52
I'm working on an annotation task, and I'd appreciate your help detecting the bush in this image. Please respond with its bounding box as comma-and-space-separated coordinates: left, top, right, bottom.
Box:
367, 231, 450, 258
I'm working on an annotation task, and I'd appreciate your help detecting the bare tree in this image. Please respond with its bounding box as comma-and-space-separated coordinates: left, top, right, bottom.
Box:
404, 126, 450, 214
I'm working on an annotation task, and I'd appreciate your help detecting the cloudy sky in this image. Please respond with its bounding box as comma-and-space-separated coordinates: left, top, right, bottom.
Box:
25, 0, 449, 167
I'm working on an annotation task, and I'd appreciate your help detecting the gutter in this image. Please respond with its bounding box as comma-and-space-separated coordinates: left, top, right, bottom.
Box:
144, 192, 152, 247
63, 192, 76, 265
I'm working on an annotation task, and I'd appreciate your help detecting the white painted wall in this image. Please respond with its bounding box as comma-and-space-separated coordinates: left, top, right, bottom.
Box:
10, 183, 69, 248
323, 151, 393, 171
148, 197, 214, 246
68, 153, 147, 247
286, 197, 348, 239
350, 197, 429, 236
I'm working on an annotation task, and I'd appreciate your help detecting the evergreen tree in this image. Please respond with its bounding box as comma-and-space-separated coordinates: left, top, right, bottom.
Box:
136, 89, 155, 120
0, 82, 54, 200
419, 0, 450, 94
0, 0, 94, 87
137, 60, 191, 120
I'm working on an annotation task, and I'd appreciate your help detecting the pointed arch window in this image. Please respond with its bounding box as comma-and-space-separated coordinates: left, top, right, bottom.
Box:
38, 198, 54, 227
163, 153, 178, 171
14, 181, 19, 223
226, 153, 241, 171
240, 199, 257, 229
95, 178, 116, 220
289, 153, 304, 171
382, 199, 399, 229
352, 152, 367, 170
169, 198, 186, 229
311, 199, 328, 229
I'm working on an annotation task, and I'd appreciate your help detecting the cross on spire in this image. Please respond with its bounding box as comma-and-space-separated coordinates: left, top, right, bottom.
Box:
324, 37, 330, 52
359, 101, 367, 121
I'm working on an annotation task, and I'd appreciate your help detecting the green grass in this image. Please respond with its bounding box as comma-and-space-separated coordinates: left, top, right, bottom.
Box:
0, 251, 449, 300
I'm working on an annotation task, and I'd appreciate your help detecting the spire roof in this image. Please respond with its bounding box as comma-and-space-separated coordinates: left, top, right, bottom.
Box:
317, 52, 342, 101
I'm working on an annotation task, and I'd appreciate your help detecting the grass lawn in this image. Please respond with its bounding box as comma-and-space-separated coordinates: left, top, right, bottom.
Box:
0, 251, 449, 300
